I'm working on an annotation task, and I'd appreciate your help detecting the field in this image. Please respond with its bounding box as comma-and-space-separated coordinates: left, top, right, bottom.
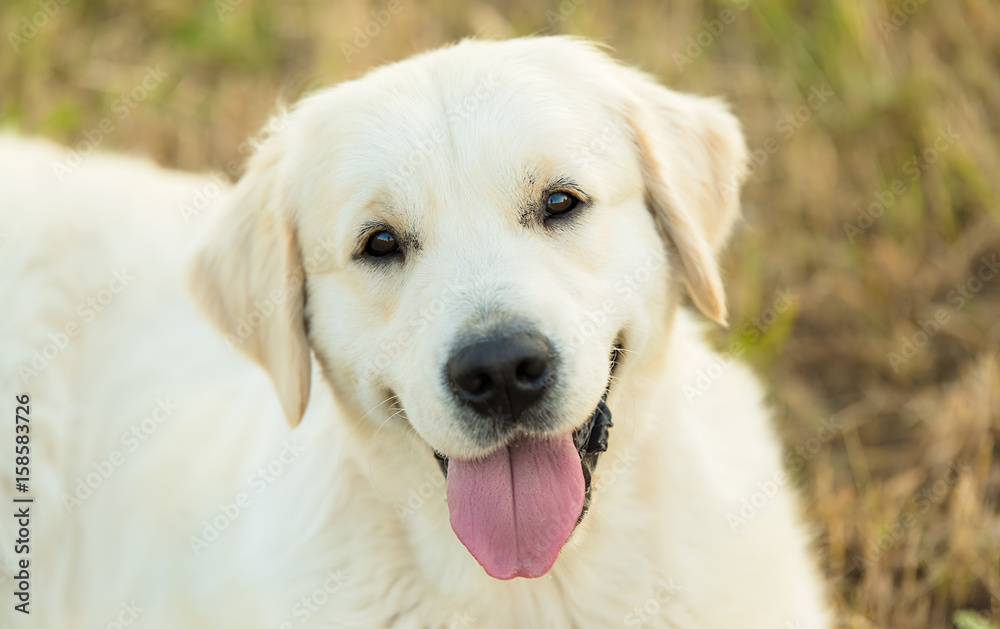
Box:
2, 0, 998, 626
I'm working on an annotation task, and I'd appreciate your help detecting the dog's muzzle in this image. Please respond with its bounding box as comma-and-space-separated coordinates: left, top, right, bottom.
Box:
434, 344, 620, 527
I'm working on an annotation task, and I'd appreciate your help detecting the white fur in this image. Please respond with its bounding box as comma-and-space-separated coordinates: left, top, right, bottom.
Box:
0, 37, 830, 628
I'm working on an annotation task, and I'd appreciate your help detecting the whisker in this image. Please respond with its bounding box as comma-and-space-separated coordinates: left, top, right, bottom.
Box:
606, 374, 639, 444
366, 406, 410, 504
372, 406, 406, 441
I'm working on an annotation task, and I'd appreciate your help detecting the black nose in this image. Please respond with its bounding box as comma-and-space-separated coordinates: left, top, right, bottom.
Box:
447, 332, 553, 420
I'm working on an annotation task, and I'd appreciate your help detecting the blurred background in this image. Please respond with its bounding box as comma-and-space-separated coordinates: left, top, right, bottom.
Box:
2, 0, 998, 626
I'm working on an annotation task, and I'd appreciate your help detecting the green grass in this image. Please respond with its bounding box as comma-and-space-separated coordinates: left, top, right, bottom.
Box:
2, 0, 998, 626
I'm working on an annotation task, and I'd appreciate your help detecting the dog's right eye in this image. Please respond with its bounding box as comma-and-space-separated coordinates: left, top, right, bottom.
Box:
545, 191, 580, 216
364, 230, 399, 257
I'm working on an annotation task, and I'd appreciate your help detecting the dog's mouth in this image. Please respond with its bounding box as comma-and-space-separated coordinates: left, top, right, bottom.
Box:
431, 343, 621, 580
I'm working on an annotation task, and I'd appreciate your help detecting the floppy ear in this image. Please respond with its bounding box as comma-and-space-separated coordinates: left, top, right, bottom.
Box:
188, 133, 311, 426
620, 71, 748, 325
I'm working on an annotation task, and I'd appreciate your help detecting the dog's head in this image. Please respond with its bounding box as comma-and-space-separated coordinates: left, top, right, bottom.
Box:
190, 37, 747, 580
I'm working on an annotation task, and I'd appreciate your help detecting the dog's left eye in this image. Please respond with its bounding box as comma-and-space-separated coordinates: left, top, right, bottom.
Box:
364, 230, 400, 257
545, 191, 580, 216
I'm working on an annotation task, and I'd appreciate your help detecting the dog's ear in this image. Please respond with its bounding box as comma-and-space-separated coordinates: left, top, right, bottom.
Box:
188, 131, 311, 426
620, 71, 748, 325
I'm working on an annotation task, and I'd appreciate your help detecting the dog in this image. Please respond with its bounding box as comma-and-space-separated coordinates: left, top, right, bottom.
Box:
0, 37, 831, 628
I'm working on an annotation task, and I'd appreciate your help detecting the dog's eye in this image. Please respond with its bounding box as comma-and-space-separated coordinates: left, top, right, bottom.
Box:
545, 191, 580, 216
364, 230, 399, 257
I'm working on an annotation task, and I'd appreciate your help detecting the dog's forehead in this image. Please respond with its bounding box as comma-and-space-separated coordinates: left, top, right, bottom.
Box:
286, 39, 648, 263
292, 41, 633, 206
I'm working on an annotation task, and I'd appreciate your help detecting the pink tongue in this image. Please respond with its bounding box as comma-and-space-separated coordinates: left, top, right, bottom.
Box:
446, 434, 584, 580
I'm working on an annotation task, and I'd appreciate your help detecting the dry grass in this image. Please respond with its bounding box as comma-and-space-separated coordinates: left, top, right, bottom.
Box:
2, 0, 998, 626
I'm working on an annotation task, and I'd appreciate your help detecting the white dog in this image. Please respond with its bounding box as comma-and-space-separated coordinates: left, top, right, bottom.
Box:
0, 37, 831, 628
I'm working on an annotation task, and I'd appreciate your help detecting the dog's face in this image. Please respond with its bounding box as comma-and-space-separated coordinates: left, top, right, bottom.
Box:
292, 50, 667, 460
191, 37, 747, 580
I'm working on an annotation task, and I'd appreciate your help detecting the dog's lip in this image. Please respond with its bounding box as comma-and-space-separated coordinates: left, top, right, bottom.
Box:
431, 402, 606, 475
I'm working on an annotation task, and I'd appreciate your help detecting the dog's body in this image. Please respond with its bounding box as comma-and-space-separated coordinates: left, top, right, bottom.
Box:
0, 38, 830, 628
